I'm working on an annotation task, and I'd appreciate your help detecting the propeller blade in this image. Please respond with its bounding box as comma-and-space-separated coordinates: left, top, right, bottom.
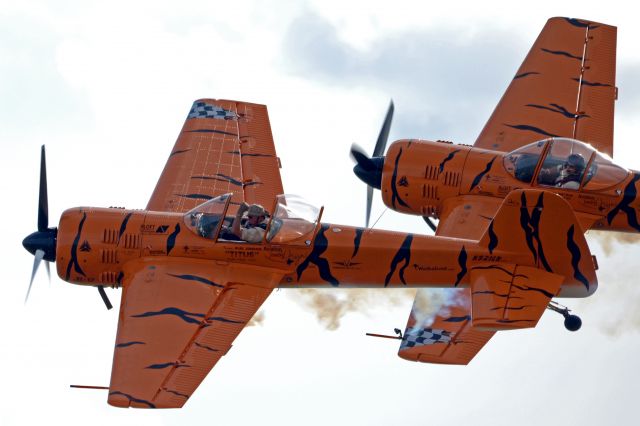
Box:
38, 145, 49, 232
372, 100, 394, 157
45, 261, 51, 284
350, 144, 376, 171
366, 186, 373, 228
25, 249, 45, 304
98, 286, 113, 310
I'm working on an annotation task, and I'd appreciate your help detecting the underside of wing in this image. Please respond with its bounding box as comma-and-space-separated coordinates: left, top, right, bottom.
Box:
108, 258, 280, 408
436, 195, 503, 240
147, 99, 284, 214
398, 288, 495, 365
474, 17, 617, 156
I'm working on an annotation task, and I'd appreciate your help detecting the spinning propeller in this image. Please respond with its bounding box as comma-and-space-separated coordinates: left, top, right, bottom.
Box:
23, 146, 57, 303
350, 101, 394, 227
22, 146, 112, 309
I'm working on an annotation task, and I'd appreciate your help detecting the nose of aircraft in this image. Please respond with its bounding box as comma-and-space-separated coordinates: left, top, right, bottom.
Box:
22, 228, 57, 262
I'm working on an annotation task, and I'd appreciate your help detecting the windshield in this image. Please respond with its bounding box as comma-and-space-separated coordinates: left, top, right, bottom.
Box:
503, 139, 548, 183
183, 193, 231, 240
267, 194, 321, 245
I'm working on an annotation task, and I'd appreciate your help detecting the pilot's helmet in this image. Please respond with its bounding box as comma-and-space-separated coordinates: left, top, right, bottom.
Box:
247, 204, 268, 218
566, 153, 585, 170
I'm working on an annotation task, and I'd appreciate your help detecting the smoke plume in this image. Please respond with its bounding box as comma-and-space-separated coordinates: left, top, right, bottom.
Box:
409, 288, 466, 331
588, 231, 640, 256
287, 288, 416, 330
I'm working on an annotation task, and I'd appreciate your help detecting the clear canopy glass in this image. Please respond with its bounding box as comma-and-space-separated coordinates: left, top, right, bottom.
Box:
183, 193, 231, 240
504, 138, 629, 191
266, 194, 322, 244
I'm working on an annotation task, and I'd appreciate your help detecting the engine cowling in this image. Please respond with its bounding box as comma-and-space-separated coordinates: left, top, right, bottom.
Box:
380, 140, 471, 218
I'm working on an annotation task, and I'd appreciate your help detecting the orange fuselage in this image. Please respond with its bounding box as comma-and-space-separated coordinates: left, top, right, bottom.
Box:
380, 139, 640, 233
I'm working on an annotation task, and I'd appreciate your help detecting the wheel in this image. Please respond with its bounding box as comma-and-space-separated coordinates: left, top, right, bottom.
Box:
564, 314, 582, 331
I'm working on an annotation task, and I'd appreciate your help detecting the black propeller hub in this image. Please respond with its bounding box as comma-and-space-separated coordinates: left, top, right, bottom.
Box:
353, 156, 384, 189
23, 228, 57, 262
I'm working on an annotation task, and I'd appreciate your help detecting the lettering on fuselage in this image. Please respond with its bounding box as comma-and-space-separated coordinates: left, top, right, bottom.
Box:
224, 247, 261, 259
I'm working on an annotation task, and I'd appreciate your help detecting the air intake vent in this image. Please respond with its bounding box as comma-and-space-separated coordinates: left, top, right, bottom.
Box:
443, 171, 461, 187
101, 249, 118, 264
422, 184, 439, 200
424, 165, 440, 181
103, 229, 118, 244
122, 234, 141, 249
101, 271, 118, 284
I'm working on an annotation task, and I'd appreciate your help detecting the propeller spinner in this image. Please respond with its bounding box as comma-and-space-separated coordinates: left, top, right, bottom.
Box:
350, 100, 394, 227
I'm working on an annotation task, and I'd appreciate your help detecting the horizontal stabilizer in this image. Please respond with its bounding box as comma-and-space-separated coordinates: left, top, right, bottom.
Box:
398, 288, 495, 365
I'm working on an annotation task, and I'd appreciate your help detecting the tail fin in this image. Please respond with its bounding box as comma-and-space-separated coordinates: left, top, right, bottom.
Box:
479, 189, 597, 297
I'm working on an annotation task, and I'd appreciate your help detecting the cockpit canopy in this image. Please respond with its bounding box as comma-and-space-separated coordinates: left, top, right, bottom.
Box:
503, 138, 628, 191
183, 193, 322, 245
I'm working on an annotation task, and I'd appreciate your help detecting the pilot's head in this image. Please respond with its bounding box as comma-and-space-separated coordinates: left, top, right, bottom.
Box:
565, 153, 585, 174
247, 204, 267, 225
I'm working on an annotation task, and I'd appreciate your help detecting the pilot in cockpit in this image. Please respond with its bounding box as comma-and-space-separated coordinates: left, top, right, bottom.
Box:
229, 202, 270, 243
554, 153, 586, 189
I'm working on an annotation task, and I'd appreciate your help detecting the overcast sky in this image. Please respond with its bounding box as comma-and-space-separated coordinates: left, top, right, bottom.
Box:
3, 1, 640, 425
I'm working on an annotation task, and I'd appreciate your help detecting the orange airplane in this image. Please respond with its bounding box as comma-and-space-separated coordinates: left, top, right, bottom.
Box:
23, 17, 628, 408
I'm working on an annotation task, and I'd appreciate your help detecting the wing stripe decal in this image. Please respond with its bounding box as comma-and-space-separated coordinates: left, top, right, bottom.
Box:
195, 342, 220, 352
116, 341, 145, 348
525, 103, 587, 119
145, 362, 190, 370
514, 71, 540, 79
185, 129, 238, 137
109, 391, 156, 408
165, 389, 189, 399
571, 78, 612, 87
207, 316, 243, 324
169, 148, 191, 158
540, 48, 583, 61
505, 124, 559, 137
131, 307, 205, 325
167, 273, 224, 289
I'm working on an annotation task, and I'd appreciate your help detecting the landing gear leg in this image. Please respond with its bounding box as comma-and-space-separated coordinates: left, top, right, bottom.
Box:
547, 301, 582, 331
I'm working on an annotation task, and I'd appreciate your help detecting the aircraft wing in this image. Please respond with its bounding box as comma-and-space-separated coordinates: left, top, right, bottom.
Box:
398, 288, 495, 365
107, 258, 281, 408
397, 199, 497, 365
146, 99, 284, 213
474, 17, 617, 156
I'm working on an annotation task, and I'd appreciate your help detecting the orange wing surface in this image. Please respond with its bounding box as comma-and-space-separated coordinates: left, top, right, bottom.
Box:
108, 258, 281, 408
474, 17, 617, 156
399, 198, 497, 365
146, 99, 283, 213
398, 289, 495, 365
